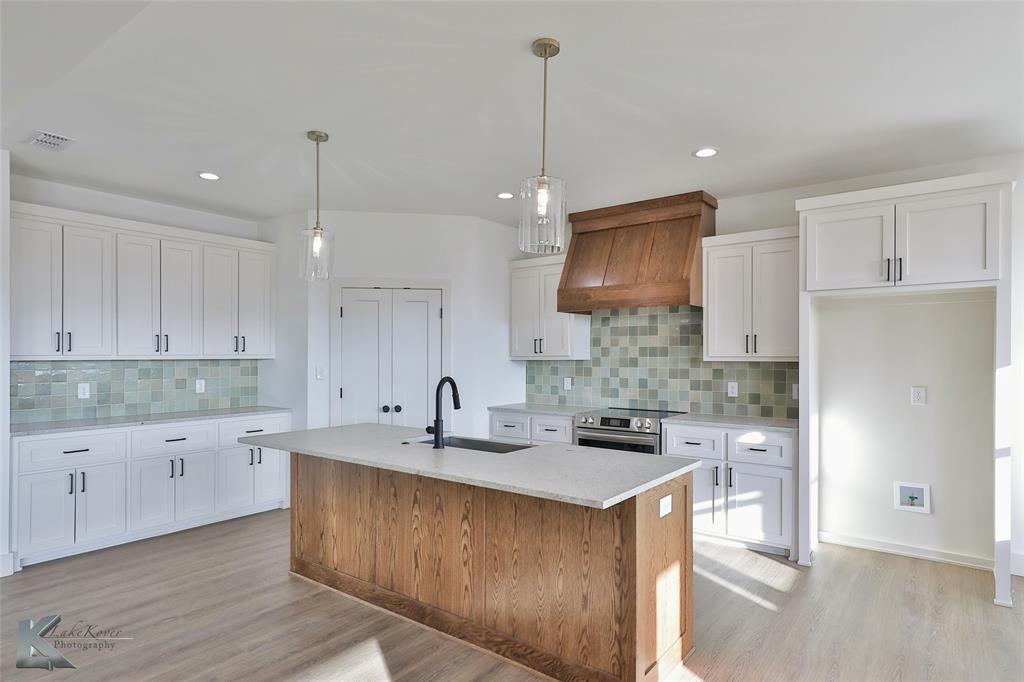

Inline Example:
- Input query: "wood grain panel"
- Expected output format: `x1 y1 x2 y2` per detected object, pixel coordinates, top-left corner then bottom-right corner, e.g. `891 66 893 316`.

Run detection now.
604 224 654 286
568 190 718 225
560 228 614 290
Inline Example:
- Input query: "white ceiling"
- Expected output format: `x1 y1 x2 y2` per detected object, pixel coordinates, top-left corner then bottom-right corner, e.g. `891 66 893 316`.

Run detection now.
3 1 1022 225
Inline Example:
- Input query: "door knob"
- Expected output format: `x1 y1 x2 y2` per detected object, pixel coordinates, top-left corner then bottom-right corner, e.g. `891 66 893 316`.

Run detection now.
382 405 391 413
393 405 402 413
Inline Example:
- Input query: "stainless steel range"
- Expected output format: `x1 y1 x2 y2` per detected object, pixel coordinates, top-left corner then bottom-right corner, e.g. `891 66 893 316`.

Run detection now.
575 408 686 455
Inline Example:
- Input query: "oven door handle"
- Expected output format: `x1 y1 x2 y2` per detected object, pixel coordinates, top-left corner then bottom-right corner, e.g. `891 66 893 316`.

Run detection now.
575 428 659 446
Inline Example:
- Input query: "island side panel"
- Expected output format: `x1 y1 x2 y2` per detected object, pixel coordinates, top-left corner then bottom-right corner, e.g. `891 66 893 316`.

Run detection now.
485 489 638 679
376 469 487 622
634 473 694 681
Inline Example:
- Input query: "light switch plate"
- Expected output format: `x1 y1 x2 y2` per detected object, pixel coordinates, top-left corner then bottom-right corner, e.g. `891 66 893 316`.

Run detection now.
563 377 573 391
195 379 206 394
314 366 326 381
659 494 673 518
792 383 799 400
727 381 739 398
911 386 927 405
77 383 90 399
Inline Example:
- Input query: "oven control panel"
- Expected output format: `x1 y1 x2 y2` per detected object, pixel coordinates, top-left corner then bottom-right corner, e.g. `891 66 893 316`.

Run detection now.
577 415 655 432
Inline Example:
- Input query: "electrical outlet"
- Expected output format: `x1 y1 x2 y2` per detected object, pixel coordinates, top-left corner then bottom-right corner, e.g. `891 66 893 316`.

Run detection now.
563 376 573 391
911 386 927 405
77 383 90 399
195 379 206 394
792 383 799 400
727 381 739 398
659 494 673 518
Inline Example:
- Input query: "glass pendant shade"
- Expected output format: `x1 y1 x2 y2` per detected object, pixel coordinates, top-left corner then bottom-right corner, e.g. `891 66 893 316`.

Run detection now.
300 225 332 281
518 175 566 254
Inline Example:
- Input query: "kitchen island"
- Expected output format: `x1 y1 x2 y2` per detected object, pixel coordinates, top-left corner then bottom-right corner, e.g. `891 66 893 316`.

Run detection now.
240 424 701 681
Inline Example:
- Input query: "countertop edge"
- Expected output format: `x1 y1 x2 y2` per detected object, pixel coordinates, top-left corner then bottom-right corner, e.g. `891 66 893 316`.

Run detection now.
11 406 294 437
661 414 798 432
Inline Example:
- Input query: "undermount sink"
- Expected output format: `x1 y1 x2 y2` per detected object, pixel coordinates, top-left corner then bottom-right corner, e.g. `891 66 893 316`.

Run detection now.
403 435 533 453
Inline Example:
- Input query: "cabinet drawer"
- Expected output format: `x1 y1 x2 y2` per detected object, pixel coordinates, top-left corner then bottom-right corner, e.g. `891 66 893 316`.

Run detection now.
490 413 529 440
531 416 573 443
18 432 127 473
727 429 794 468
219 415 289 447
131 422 218 458
664 424 724 459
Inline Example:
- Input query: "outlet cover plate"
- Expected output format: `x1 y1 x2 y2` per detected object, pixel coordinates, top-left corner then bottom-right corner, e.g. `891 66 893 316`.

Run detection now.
727 381 739 398
77 383 90 399
195 379 206 394
911 386 927 405
563 377 573 391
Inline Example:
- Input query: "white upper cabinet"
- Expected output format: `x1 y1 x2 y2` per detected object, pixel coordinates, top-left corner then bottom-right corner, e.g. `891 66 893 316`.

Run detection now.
805 204 895 291
202 246 241 356
11 218 62 357
703 229 797 361
161 240 204 357
116 233 162 356
895 188 1000 285
237 250 274 356
508 256 590 360
799 176 1008 292
62 225 115 357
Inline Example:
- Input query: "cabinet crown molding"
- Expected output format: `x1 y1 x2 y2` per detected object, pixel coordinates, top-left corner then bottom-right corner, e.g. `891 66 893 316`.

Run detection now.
703 226 798 249
794 172 1016 213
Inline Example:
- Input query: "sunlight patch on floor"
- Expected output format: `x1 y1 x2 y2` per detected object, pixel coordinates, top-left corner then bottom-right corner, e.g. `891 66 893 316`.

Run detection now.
288 637 393 681
693 565 779 612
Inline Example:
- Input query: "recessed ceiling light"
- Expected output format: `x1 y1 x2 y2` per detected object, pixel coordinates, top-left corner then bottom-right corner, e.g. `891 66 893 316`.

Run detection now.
497 192 515 200
692 147 718 159
197 171 220 181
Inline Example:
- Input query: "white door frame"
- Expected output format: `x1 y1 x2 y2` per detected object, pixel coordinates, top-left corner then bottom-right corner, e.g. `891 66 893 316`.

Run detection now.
328 278 452 429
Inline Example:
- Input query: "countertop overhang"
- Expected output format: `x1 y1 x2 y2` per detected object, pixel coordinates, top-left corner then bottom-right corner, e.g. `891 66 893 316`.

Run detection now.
241 423 701 509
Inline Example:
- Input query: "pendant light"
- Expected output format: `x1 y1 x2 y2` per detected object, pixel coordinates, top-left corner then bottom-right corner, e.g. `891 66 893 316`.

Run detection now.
519 38 566 254
300 130 332 281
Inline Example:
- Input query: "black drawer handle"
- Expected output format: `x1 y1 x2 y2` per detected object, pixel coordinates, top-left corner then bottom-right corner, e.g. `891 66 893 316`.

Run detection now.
684 441 701 446
245 429 264 434
747 447 768 452
62 448 90 454
503 424 517 428
543 428 558 432
165 437 187 443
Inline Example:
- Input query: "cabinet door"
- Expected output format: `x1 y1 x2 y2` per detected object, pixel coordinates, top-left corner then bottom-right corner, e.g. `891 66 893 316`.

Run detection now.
161 240 204 357
725 462 793 548
130 457 176 530
62 225 115 357
896 188 1001 285
509 268 540 358
537 264 582 358
116 233 162 356
11 219 62 357
391 289 442 429
253 447 283 503
704 246 752 358
335 288 393 425
217 446 255 512
176 451 217 520
17 469 76 554
75 462 127 543
751 239 798 358
202 246 239 355
689 459 726 535
805 204 895 291
238 250 274 356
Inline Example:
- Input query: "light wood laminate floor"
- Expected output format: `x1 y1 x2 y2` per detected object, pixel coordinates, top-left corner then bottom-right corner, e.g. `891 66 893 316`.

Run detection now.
1 510 1020 681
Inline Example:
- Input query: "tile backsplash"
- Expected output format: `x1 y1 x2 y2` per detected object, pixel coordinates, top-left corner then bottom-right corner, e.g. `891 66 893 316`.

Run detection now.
526 306 798 419
10 360 258 424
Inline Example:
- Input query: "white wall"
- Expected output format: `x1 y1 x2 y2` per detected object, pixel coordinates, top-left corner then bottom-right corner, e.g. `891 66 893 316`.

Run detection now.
1 151 12 576
816 293 995 565
11 175 258 239
259 210 525 437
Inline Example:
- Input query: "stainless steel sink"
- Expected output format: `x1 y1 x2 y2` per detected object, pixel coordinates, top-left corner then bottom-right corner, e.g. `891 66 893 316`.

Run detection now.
403 436 533 453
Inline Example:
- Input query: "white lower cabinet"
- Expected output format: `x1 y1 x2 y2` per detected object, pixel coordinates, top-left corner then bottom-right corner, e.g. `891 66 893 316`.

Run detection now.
217 445 256 511
177 451 217 520
253 447 284 503
724 461 793 548
691 459 726 535
75 463 127 543
130 456 176 530
488 410 574 445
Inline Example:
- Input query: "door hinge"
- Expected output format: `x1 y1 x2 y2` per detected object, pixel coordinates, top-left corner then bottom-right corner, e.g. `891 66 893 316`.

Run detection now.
339 387 343 399
339 306 343 318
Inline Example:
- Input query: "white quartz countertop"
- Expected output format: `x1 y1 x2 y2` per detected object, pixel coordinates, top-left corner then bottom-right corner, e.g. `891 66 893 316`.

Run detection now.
662 413 798 432
487 403 590 416
240 423 701 509
11 406 293 437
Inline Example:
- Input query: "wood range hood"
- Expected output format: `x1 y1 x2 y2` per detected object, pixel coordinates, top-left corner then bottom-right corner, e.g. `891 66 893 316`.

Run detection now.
557 190 717 313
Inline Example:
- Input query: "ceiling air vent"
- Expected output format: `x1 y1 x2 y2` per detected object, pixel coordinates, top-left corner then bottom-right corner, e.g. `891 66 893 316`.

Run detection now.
25 130 76 151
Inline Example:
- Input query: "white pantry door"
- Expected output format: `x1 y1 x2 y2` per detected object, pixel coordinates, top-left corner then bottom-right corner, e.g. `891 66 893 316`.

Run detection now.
334 288 393 425
391 289 442 428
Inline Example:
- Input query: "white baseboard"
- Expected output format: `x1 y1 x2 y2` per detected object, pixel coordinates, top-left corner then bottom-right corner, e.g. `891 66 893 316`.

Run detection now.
0 552 15 577
818 531 993 571
694 531 790 557
1013 552 1024 577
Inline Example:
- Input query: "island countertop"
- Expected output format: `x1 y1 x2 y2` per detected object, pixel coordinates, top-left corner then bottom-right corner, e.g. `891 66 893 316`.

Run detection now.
240 423 700 509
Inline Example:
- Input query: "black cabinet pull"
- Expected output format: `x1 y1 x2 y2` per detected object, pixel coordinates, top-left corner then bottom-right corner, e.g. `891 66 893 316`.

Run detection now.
62 448 90 454
165 437 187 443
745 334 749 353
713 465 719 487
80 471 86 493
533 338 538 354
67 332 72 352
885 257 892 281
897 257 903 282
155 334 161 353
684 441 701 446
68 472 74 495
249 448 254 466
169 459 175 478
503 424 516 428
164 334 169 352
56 332 61 353
179 458 184 477
543 428 558 432
539 338 544 354
394 405 402 413
244 428 263 434
234 336 239 352
728 466 734 488
747 447 768 452
382 405 390 413
753 334 758 353
257 447 262 464
241 336 246 352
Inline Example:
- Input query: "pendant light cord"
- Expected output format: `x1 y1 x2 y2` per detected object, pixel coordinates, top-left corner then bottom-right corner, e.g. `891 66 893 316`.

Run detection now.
541 55 548 177
314 139 321 229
